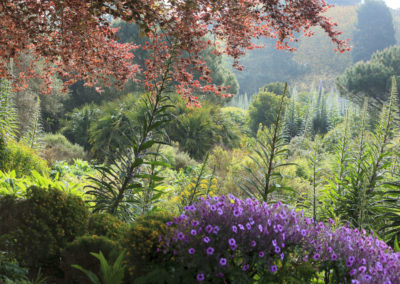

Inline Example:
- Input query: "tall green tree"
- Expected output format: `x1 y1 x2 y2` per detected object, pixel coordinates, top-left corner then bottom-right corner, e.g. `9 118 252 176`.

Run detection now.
337 46 400 108
352 0 396 63
248 90 285 135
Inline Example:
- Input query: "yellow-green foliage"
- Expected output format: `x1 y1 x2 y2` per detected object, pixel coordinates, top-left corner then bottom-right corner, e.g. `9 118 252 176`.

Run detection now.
88 212 129 240
0 170 86 198
61 235 123 284
123 212 173 278
1 140 48 177
208 146 256 196
0 186 88 270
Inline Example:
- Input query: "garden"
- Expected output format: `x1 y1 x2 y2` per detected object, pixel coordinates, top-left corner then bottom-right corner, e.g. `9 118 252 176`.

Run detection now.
1 0 400 283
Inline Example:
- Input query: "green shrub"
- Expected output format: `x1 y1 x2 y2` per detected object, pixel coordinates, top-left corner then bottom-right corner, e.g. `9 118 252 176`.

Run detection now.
61 235 123 284
88 213 128 240
0 257 28 283
1 140 48 177
160 144 198 171
123 212 173 278
0 186 88 273
40 133 87 165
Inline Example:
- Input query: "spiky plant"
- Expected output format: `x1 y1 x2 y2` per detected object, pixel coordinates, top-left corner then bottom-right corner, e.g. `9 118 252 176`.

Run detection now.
0 79 18 143
238 83 295 202
321 108 352 221
85 92 173 221
22 96 43 149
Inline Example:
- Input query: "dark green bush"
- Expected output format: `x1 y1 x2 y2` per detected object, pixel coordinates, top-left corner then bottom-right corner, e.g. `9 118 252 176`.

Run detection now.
123 212 173 278
61 235 123 284
0 186 88 273
88 212 128 240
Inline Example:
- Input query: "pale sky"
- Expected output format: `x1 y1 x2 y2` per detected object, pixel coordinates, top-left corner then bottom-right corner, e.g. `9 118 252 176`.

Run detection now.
385 0 400 9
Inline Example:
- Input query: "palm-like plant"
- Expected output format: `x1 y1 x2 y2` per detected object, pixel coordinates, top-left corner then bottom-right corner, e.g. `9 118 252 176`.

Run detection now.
86 92 173 220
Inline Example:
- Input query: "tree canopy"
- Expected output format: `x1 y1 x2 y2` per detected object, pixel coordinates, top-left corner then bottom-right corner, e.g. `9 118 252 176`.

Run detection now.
337 46 400 107
352 0 396 63
0 0 349 104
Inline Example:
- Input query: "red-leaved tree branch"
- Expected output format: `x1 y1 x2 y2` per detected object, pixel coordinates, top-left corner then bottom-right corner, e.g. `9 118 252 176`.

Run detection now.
0 0 349 102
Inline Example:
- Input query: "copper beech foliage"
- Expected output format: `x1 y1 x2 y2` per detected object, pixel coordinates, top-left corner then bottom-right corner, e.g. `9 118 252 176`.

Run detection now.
0 0 349 105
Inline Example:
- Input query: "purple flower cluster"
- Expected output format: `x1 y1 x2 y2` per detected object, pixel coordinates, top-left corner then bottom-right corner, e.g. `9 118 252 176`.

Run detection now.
160 195 400 283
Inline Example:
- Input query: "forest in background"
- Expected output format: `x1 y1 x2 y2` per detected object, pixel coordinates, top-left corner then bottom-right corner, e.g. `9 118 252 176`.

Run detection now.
2 0 400 283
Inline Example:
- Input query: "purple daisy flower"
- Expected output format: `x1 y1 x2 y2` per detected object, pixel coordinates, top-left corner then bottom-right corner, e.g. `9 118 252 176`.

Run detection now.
259 251 265 258
349 269 357 276
177 232 185 240
270 265 278 273
196 273 205 281
188 248 195 254
219 258 227 266
228 238 236 246
232 225 238 233
359 266 367 273
206 247 214 255
205 225 213 233
191 229 197 236
346 260 353 267
251 240 257 247
203 236 210 243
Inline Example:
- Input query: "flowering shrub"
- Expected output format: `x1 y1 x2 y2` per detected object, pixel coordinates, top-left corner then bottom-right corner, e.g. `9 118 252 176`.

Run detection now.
160 195 400 283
